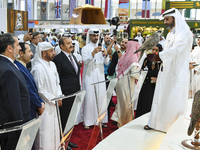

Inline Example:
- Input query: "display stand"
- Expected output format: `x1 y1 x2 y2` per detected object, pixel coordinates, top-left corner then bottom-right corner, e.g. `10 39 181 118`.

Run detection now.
0 118 41 150
87 78 118 150
51 90 86 150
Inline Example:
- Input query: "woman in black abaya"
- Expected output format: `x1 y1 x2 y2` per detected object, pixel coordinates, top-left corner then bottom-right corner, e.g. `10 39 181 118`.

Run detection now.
135 44 163 118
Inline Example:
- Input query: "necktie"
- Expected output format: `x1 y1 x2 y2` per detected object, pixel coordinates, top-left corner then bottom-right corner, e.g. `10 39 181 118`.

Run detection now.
69 54 77 74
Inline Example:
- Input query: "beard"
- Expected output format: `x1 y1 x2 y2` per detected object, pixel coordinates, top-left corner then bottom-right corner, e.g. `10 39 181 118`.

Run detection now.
91 39 98 44
13 48 20 59
165 21 175 30
105 41 111 45
121 44 125 49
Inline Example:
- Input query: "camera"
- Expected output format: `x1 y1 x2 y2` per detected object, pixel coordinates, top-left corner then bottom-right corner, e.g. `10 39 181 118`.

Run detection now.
108 17 120 38
108 17 120 27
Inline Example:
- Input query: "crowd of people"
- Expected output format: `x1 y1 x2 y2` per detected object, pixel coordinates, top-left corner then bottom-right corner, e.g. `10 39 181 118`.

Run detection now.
0 7 199 150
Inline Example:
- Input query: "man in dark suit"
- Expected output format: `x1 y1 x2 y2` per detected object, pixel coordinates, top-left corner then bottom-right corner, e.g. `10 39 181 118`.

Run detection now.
26 32 40 71
0 33 30 150
53 37 80 150
15 42 45 119
29 32 39 58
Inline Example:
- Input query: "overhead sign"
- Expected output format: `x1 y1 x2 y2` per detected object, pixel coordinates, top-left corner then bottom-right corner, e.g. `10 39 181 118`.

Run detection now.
130 19 165 27
118 0 129 24
167 1 200 9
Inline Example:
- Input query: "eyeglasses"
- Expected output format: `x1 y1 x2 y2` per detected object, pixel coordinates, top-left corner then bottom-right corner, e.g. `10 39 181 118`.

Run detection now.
33 37 40 39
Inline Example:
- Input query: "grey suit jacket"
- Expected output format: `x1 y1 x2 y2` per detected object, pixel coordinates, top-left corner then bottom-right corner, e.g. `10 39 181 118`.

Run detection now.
29 43 36 58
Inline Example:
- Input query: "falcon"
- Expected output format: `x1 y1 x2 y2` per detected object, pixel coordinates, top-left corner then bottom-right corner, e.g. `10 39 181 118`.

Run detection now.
188 90 200 136
134 30 163 57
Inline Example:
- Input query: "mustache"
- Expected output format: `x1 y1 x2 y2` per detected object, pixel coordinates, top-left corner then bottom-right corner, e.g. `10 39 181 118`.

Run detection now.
69 46 73 49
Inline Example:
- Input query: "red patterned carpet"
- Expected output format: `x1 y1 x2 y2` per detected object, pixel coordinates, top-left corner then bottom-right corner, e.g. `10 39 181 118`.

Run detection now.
70 96 118 150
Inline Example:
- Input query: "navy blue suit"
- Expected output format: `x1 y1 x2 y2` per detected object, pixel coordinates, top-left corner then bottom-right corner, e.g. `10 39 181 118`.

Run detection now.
15 60 44 119
0 56 30 150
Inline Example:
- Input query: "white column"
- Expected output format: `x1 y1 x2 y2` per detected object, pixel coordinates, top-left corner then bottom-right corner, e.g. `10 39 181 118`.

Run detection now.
47 0 49 20
34 0 37 20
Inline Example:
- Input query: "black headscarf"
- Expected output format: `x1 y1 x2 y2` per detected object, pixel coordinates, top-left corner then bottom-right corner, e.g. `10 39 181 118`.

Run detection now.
156 43 163 52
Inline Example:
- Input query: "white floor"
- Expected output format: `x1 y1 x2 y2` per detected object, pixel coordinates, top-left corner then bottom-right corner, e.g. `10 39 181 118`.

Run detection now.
94 99 193 150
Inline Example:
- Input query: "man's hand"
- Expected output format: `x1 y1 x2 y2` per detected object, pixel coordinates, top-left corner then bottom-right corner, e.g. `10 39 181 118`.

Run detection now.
115 44 123 58
107 36 117 55
78 61 82 67
189 62 196 70
37 102 45 116
114 44 119 51
58 99 62 107
101 47 107 56
109 55 112 61
151 77 157 83
113 36 117 43
23 33 32 42
92 46 101 57
110 36 117 44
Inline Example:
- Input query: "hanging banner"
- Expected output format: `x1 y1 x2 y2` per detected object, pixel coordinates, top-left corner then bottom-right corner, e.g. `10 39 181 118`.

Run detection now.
161 0 165 14
55 0 61 19
27 0 32 19
86 0 94 5
70 0 76 18
104 0 111 18
118 0 129 24
41 2 47 20
142 0 150 18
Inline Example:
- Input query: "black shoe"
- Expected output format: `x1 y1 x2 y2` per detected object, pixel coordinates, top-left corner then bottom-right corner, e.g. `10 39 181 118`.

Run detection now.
112 121 118 126
111 103 116 107
67 146 73 150
68 141 78 148
102 123 108 128
109 100 116 107
144 125 152 130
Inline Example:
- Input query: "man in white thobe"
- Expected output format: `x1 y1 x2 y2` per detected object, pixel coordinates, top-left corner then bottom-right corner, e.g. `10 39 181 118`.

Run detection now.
82 29 109 129
146 8 193 132
72 41 82 67
158 35 165 49
189 38 200 97
31 42 63 150
135 32 144 46
71 33 80 54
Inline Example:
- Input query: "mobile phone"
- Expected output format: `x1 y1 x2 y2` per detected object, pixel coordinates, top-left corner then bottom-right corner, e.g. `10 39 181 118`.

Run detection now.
29 28 33 33
192 64 199 66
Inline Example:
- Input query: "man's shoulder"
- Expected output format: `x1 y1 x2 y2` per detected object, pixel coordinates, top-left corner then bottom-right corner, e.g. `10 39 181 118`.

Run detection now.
0 57 14 70
15 60 24 67
82 43 92 49
0 63 18 78
50 61 58 71
15 61 26 70
32 63 44 71
29 43 35 49
54 51 64 60
192 46 200 54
